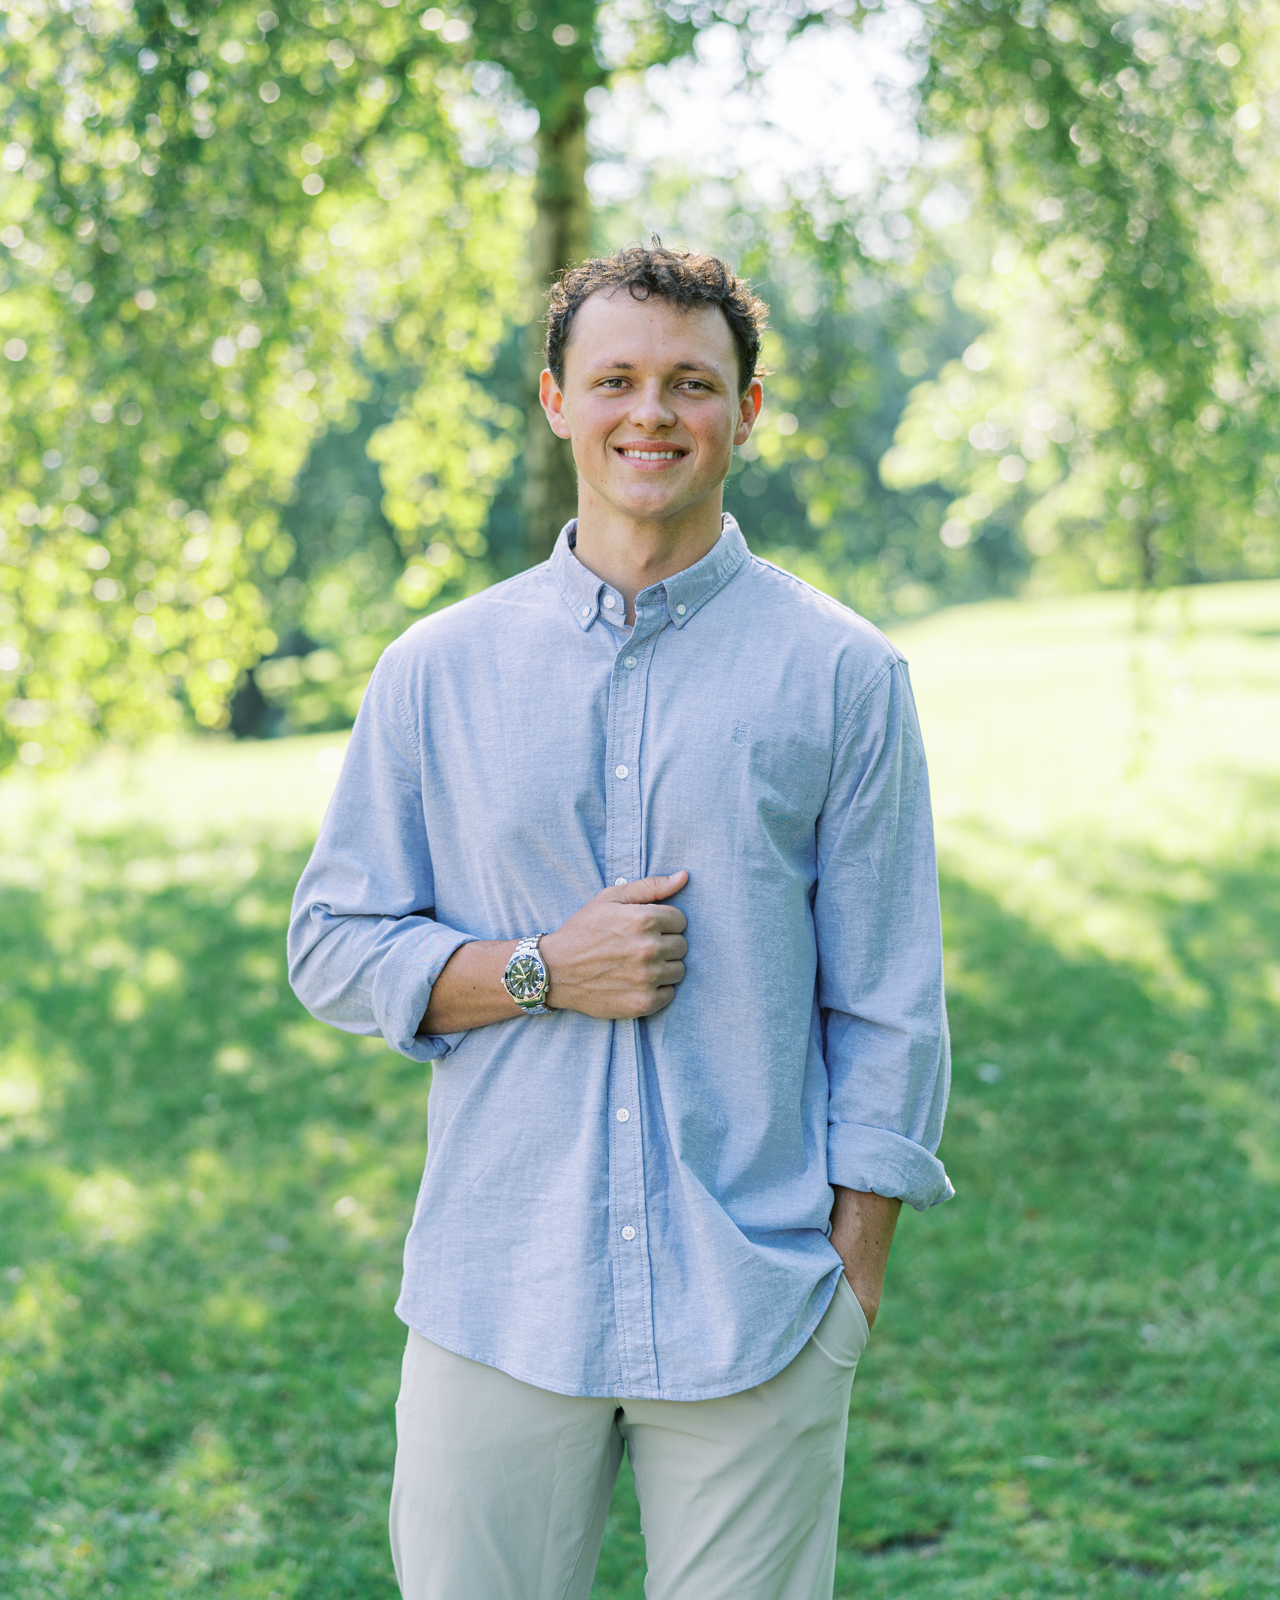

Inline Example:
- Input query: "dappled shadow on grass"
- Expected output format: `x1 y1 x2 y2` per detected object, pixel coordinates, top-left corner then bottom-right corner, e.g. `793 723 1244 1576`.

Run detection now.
580 823 1280 1599
0 824 423 1599
821 842 1280 1600
2 809 1279 1600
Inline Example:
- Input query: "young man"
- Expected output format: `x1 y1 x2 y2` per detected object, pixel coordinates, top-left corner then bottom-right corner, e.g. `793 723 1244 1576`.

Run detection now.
289 245 952 1600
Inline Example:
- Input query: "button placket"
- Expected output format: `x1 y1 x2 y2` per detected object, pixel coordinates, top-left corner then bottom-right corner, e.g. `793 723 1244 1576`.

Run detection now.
603 618 660 1394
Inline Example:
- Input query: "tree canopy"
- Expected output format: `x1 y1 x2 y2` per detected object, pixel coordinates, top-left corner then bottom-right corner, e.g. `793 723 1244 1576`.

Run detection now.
0 0 537 766
1 0 1275 770
889 0 1278 594
633 0 1276 617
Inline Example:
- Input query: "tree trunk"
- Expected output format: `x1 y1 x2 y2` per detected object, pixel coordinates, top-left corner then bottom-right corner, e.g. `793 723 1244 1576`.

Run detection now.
1137 516 1158 590
522 103 590 564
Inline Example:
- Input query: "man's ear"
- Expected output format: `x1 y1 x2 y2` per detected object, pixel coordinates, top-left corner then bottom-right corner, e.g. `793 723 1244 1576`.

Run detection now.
539 369 572 440
734 379 764 448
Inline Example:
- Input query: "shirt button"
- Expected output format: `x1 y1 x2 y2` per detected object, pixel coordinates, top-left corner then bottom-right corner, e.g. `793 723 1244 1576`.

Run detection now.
616 1107 630 1122
580 605 591 617
615 764 629 779
603 594 616 609
621 1225 636 1241
614 877 627 886
624 656 637 669
675 603 687 616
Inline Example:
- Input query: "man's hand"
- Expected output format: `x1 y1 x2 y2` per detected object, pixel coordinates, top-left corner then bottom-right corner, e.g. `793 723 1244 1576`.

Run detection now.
420 872 688 1035
829 1185 901 1330
542 872 688 1018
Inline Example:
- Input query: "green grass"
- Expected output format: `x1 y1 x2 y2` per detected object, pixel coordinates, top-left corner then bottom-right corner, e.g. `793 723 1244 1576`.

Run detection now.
2 580 1278 1598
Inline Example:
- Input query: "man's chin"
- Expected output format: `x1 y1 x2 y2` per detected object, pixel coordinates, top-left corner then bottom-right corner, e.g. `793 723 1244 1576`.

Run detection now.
592 479 714 526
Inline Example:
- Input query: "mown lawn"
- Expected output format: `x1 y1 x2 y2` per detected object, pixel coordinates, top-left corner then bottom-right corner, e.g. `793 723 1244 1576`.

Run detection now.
1 580 1278 1599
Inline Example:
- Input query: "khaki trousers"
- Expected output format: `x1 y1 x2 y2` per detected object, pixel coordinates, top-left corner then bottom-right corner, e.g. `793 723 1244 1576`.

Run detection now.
389 1275 870 1600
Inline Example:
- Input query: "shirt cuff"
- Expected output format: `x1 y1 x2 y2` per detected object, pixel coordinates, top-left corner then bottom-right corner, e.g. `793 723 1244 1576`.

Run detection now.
827 1121 955 1211
370 924 475 1061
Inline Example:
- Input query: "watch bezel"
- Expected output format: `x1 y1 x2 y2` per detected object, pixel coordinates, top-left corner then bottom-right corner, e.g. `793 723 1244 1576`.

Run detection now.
502 937 550 1013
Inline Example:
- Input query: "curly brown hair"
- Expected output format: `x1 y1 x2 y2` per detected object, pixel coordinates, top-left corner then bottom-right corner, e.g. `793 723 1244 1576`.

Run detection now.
545 245 769 397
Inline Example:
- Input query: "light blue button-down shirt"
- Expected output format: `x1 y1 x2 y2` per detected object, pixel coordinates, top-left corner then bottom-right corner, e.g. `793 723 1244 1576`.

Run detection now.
288 516 952 1401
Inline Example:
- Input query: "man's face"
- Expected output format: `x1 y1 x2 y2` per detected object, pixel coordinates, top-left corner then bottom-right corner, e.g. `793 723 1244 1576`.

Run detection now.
540 289 762 529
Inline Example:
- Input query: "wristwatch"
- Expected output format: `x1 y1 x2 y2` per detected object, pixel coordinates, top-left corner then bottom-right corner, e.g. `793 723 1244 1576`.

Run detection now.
502 934 551 1015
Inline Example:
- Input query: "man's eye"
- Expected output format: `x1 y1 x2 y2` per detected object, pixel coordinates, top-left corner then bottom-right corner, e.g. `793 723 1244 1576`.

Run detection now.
601 378 626 389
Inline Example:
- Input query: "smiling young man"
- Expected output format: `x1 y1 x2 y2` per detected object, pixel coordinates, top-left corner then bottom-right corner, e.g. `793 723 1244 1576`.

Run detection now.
288 246 952 1600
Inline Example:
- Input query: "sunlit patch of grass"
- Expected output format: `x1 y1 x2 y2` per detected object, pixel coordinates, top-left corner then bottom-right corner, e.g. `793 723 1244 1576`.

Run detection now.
595 581 1280 1600
1 587 1278 1598
0 736 420 1599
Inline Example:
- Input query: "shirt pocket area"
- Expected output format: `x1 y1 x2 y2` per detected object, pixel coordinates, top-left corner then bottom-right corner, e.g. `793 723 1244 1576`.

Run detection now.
740 726 830 866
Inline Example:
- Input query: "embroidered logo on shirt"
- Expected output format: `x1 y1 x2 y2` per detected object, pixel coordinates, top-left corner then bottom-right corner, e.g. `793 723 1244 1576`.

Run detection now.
732 721 751 746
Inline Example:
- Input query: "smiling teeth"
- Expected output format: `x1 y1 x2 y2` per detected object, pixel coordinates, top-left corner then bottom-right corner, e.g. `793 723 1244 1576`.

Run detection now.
621 449 682 459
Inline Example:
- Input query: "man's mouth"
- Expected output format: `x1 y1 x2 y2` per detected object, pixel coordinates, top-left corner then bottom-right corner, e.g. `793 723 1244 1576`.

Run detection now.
616 447 688 461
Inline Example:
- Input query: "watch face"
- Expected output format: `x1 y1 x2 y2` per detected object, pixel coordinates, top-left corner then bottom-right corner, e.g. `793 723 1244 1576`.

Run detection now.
505 954 546 1003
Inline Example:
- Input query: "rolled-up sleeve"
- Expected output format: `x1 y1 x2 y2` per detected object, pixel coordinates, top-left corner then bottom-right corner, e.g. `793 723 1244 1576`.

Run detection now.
814 656 953 1210
287 644 473 1061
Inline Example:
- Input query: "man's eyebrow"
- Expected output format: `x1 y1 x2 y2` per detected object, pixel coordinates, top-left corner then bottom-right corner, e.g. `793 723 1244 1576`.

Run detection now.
588 358 723 375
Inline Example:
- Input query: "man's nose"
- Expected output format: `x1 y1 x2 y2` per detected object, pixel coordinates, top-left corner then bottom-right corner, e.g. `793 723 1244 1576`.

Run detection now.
628 381 676 431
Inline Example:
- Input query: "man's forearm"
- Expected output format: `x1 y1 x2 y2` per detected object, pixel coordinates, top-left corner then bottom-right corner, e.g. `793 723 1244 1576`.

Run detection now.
829 1185 901 1329
422 940 523 1033
418 874 690 1037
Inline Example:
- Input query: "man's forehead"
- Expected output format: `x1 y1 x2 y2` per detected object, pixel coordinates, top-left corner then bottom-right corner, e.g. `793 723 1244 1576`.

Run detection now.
567 289 736 371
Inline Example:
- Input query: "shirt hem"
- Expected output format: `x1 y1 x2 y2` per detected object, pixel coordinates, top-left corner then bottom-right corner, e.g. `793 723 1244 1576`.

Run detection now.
394 1269 842 1402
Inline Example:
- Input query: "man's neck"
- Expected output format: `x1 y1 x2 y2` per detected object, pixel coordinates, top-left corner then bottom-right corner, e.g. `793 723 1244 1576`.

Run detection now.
570 496 725 624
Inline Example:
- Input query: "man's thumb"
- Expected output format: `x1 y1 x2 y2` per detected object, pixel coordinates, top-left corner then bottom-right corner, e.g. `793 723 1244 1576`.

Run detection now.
609 870 688 903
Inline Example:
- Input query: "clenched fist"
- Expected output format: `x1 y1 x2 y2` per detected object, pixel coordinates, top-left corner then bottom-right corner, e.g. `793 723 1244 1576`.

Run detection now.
419 871 689 1035
541 872 689 1019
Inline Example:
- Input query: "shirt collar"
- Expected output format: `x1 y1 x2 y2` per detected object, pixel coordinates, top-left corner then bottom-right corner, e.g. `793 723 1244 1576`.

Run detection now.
650 515 749 627
550 515 749 632
550 520 614 630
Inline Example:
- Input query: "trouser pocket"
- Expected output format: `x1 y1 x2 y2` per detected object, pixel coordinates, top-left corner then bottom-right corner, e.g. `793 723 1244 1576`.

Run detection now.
809 1274 871 1369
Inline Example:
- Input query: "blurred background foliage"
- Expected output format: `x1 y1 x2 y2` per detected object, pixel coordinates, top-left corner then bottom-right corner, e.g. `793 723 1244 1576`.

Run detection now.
2 0 1279 762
